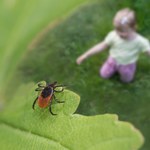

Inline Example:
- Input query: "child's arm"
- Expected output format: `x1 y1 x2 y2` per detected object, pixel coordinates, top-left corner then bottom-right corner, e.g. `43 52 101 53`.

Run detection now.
147 50 150 56
76 41 108 65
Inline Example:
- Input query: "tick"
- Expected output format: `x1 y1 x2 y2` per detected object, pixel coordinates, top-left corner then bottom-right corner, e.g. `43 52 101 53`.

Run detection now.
32 81 65 115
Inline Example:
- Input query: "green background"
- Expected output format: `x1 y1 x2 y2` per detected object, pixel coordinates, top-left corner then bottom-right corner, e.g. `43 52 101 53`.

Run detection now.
0 0 150 149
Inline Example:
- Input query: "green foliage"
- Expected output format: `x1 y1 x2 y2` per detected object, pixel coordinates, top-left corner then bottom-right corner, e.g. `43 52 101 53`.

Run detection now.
132 0 150 35
0 0 86 91
14 1 150 149
0 83 144 150
0 0 149 149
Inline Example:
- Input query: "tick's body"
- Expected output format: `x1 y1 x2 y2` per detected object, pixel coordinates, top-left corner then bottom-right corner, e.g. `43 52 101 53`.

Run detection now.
32 81 65 115
38 86 53 108
38 94 52 108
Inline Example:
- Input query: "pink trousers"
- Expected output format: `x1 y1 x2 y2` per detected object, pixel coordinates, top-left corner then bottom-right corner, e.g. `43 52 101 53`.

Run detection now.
100 57 136 83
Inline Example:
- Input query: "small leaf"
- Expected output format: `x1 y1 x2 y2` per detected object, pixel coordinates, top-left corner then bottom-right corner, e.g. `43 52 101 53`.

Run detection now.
0 82 144 150
53 89 80 115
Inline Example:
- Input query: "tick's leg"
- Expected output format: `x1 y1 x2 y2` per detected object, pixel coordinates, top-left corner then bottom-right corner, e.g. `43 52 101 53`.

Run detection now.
32 97 38 110
49 104 57 115
35 88 43 91
53 94 65 103
54 86 65 93
54 89 64 93
54 84 67 92
38 83 46 88
54 84 66 88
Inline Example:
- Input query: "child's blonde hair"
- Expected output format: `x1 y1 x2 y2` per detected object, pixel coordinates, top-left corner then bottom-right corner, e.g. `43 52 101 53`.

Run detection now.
114 8 136 29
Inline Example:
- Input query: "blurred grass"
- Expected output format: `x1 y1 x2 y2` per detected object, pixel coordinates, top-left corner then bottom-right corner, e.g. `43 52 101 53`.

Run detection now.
7 0 150 149
0 0 86 93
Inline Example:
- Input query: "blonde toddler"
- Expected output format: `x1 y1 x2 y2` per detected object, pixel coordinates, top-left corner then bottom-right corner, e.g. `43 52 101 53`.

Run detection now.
76 8 150 83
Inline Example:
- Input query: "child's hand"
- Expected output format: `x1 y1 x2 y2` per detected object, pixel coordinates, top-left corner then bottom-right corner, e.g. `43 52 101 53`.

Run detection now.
148 50 150 56
76 55 87 65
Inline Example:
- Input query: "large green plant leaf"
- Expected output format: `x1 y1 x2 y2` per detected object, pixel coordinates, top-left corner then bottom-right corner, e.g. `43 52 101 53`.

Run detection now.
0 82 144 150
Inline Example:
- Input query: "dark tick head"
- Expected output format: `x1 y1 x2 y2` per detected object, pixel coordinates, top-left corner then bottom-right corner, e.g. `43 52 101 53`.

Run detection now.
41 86 53 98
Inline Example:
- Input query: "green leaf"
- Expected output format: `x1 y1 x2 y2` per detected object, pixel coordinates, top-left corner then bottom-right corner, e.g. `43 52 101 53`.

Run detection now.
0 124 67 150
0 82 144 150
0 0 145 149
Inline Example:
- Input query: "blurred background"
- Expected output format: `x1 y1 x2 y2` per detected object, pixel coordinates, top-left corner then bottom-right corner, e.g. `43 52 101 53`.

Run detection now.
0 0 150 149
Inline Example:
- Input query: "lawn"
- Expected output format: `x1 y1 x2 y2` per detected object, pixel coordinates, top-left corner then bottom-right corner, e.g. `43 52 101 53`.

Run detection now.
9 0 150 149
